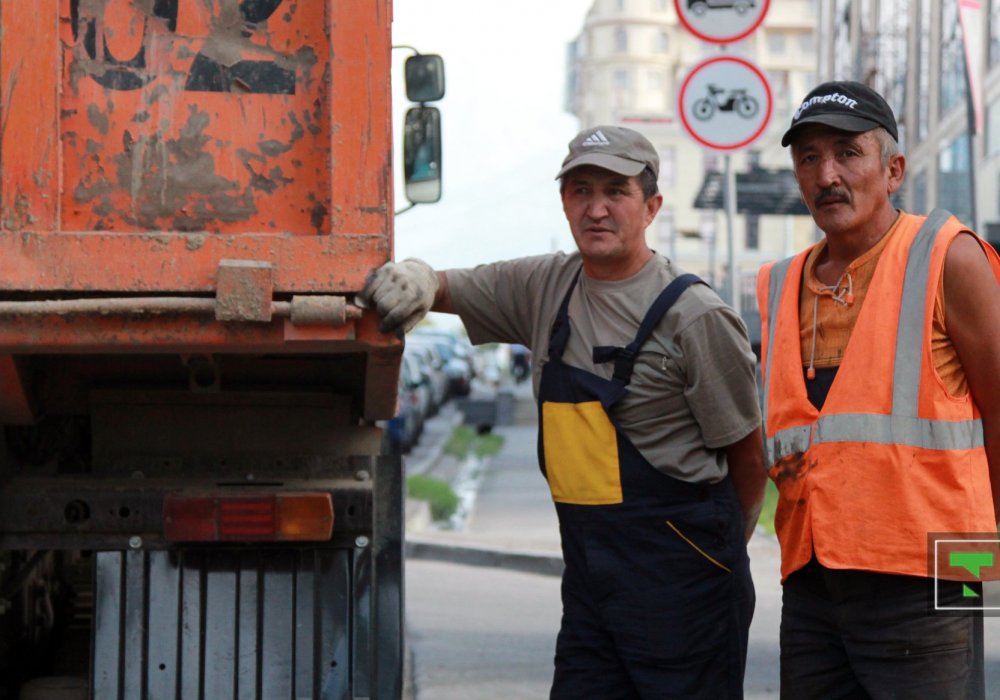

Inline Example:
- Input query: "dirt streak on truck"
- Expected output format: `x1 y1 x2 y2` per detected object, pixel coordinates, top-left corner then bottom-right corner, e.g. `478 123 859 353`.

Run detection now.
0 1 433 697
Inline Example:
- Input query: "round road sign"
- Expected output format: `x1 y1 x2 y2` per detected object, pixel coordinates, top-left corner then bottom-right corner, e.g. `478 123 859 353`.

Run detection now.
674 0 771 44
678 55 772 152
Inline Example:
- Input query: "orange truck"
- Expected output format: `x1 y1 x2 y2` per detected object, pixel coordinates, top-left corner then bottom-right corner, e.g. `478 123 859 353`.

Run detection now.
0 2 441 697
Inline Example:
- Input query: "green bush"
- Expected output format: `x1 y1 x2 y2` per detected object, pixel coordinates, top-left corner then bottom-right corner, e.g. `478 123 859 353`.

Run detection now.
758 480 778 535
443 425 476 459
444 425 505 459
473 433 504 457
406 475 460 521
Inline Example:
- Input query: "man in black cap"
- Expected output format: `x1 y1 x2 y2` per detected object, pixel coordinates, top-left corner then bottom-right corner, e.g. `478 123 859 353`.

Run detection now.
362 125 766 697
758 80 1000 698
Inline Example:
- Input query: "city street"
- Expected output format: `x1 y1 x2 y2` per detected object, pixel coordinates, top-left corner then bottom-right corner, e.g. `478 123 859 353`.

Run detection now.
405 382 1000 698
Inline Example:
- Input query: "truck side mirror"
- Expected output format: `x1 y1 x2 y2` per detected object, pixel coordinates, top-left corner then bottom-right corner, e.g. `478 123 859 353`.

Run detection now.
405 54 445 103
403 107 442 204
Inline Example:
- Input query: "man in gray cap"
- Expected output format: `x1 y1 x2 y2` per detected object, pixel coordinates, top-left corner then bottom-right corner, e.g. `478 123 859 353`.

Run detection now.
759 80 1000 698
362 125 765 698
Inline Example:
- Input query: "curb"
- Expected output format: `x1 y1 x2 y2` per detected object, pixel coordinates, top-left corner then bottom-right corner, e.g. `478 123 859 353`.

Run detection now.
405 537 564 578
404 407 462 478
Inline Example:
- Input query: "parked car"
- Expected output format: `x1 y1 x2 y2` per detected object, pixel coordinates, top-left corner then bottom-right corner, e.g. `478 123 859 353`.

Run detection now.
381 375 418 455
402 348 432 440
409 329 474 397
404 341 449 414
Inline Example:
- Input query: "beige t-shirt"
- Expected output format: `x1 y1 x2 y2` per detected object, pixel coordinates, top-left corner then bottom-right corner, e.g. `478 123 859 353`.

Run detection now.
446 252 760 483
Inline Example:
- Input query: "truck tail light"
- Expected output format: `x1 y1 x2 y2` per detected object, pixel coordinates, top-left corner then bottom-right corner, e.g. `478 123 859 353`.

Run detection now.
163 493 333 542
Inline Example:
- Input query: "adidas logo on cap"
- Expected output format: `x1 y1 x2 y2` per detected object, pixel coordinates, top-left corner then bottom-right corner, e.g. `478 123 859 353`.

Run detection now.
581 129 611 147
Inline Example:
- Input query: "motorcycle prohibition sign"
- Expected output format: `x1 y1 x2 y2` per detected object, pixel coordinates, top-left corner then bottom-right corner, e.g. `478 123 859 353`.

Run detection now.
693 84 759 120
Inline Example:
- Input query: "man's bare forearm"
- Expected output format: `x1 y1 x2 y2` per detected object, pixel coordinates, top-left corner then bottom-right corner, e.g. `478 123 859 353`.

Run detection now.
725 427 767 542
431 271 455 314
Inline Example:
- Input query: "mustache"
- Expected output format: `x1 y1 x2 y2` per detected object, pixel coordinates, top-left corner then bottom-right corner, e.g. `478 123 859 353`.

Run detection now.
814 187 850 206
582 218 616 231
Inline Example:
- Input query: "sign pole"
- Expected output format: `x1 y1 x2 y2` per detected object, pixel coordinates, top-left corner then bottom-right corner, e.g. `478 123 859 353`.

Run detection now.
724 153 739 314
674 0 771 313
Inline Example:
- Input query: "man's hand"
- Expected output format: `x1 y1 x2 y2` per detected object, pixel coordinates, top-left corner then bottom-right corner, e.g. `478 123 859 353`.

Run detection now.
724 427 767 542
359 258 439 335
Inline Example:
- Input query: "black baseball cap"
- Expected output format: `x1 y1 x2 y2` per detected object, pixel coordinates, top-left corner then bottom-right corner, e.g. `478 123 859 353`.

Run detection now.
781 80 898 147
556 126 659 179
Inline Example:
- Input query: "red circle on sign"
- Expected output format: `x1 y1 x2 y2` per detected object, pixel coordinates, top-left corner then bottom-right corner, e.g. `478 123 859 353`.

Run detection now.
673 0 771 45
677 55 773 151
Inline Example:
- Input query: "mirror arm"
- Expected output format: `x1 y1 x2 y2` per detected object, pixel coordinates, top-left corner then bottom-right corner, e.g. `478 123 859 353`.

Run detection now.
394 202 418 216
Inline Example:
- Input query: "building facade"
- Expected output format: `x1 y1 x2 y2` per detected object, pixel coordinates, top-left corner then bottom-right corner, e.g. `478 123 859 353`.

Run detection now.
565 0 821 324
817 0 1000 246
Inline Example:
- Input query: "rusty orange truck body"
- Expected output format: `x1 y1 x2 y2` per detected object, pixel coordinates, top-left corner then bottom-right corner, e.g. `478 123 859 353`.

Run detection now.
0 1 406 697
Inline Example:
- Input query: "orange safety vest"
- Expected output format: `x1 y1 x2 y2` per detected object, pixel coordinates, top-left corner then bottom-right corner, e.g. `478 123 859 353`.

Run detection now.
758 209 999 582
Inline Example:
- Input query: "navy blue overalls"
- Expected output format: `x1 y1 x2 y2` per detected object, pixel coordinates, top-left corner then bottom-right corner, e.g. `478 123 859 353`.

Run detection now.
538 271 754 700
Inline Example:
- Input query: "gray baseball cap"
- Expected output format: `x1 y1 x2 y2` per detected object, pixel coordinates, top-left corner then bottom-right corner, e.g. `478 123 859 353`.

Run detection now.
555 126 659 179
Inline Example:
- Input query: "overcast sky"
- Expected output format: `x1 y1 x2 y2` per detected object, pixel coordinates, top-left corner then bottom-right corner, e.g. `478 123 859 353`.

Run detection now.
390 1 595 276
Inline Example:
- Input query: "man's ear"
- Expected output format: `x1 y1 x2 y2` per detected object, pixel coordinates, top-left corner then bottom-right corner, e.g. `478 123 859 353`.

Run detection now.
887 153 906 195
645 193 663 226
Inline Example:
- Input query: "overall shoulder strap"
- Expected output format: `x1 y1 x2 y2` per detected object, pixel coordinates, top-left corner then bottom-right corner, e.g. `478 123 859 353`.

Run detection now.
547 268 582 362
593 273 706 385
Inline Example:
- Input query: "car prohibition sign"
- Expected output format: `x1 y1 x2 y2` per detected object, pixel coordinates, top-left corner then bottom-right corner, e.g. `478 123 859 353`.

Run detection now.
678 55 772 151
674 0 771 44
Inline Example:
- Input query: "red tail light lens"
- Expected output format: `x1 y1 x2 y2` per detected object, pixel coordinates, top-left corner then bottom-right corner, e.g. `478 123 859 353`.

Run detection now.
163 492 333 542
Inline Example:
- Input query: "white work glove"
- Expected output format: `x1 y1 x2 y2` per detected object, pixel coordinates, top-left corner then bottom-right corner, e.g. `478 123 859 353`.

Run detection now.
359 258 439 335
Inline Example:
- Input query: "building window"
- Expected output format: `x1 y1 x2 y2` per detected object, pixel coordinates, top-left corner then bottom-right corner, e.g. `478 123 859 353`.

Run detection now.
940 1 967 117
874 0 908 151
659 147 675 189
916 0 931 141
700 211 716 241
657 207 674 256
988 97 1000 158
911 169 928 215
745 215 760 250
656 30 669 52
700 213 717 283
768 33 785 54
938 134 973 226
767 70 788 114
615 27 628 52
832 0 852 78
991 0 1000 65
648 70 664 91
798 32 815 54
613 68 630 90
615 0 625 10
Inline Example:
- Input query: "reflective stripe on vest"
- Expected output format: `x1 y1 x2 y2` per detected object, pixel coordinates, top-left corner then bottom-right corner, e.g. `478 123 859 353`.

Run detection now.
761 255 793 439
763 208 984 466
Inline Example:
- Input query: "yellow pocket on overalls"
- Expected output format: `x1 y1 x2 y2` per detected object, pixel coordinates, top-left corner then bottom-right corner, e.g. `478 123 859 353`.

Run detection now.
542 400 622 505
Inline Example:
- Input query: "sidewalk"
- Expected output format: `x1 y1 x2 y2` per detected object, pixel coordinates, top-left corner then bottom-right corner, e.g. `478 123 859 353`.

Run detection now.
404 380 562 566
